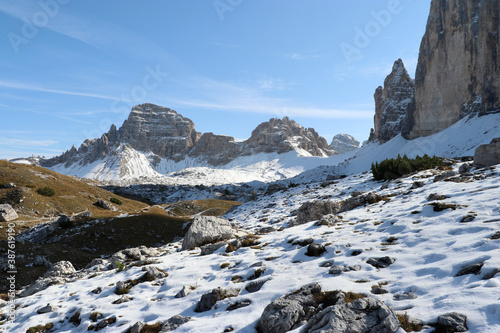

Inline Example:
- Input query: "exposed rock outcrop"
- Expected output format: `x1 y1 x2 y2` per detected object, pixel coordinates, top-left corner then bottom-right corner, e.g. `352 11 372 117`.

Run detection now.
181 216 235 251
188 132 239 165
329 134 360 154
370 59 415 143
404 0 500 139
0 204 18 222
474 137 500 167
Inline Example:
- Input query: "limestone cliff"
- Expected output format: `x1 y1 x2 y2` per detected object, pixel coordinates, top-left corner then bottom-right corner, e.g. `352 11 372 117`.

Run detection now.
330 134 360 154
369 59 415 143
403 0 500 139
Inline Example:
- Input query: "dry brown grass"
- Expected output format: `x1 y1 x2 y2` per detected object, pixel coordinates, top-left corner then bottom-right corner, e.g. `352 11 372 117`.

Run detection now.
163 198 241 217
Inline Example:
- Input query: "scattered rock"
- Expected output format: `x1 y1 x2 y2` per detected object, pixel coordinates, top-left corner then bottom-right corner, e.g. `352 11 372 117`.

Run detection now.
43 261 76 278
245 278 271 293
181 216 235 251
371 287 389 295
427 193 448 201
436 312 468 332
0 204 18 222
330 134 360 154
258 283 322 333
434 171 458 182
160 315 192 332
36 303 58 314
474 138 500 168
227 299 251 311
194 287 240 312
115 280 135 295
175 285 193 298
127 321 145 333
305 243 326 257
328 265 361 275
94 200 118 211
412 181 425 189
296 201 342 225
94 316 116 331
91 287 102 294
200 242 226 255
456 262 484 276
483 268 500 280
367 256 395 269
112 295 133 304
3 183 16 188
459 163 473 174
319 260 335 268
302 293 399 333
314 214 342 227
393 292 417 301
140 266 168 282
69 311 81 326
349 249 363 256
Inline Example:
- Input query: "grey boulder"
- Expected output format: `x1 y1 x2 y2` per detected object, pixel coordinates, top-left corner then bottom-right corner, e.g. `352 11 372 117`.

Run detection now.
182 216 235 251
0 204 18 222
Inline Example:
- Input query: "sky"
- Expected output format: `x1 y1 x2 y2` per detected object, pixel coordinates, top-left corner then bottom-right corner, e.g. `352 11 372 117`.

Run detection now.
0 0 431 160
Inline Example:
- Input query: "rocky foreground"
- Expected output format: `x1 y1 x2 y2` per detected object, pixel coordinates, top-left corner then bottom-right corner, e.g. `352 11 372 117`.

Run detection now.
2 160 500 332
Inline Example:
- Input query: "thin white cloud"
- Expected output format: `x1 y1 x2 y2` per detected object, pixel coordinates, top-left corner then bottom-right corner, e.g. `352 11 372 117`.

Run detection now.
0 137 58 147
285 53 323 60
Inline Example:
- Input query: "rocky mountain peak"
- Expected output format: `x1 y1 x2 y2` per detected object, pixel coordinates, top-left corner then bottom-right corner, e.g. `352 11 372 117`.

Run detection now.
330 134 360 154
246 117 334 156
369 59 415 143
118 104 200 162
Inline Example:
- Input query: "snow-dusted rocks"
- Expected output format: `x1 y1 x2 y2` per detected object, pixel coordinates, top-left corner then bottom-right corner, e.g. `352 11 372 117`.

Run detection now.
436 312 468 332
194 287 240 312
370 59 415 143
302 294 399 333
258 283 322 333
0 204 18 222
20 261 76 297
43 261 76 278
181 216 235 250
296 201 342 225
329 134 360 154
474 137 500 168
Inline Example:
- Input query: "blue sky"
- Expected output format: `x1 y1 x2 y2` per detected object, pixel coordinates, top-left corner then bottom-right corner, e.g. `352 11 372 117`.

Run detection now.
0 0 431 159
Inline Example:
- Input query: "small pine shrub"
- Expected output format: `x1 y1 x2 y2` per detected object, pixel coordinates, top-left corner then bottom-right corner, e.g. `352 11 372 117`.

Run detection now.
115 262 127 273
371 154 443 181
37 186 55 197
110 197 123 205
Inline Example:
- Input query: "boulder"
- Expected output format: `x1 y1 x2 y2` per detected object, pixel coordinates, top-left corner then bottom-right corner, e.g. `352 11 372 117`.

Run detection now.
296 201 342 225
258 283 322 333
43 261 76 278
94 200 118 211
367 257 395 269
194 287 240 312
0 204 18 222
181 216 235 251
302 294 399 333
436 312 468 332
160 315 192 332
474 138 500 168
245 278 271 293
305 243 327 257
36 303 59 314
329 265 361 275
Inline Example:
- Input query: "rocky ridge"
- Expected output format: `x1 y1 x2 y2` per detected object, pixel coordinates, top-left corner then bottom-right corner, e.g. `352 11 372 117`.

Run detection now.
42 105 336 172
329 133 360 154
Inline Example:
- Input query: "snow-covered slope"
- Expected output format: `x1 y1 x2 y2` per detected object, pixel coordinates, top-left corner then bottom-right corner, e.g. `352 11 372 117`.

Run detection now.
4 161 500 332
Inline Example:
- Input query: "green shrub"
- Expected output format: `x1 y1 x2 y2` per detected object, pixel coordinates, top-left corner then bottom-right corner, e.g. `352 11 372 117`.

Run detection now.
37 186 55 197
110 197 123 205
371 154 443 181
115 262 127 272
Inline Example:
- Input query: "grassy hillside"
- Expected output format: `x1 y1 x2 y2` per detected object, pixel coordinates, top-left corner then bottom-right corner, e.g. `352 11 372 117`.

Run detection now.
0 160 148 239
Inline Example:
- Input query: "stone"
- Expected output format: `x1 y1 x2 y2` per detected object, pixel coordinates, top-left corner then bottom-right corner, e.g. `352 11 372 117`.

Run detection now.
91 287 102 294
181 216 235 251
367 256 395 269
427 193 448 201
194 287 240 312
328 265 361 275
258 283 322 333
330 134 360 154
94 200 118 211
393 292 417 300
305 243 327 257
474 138 500 168
94 317 116 331
33 255 52 268
160 315 192 332
200 242 226 255
434 171 458 182
0 204 18 222
175 285 193 298
296 201 342 225
128 321 145 333
140 266 167 282
412 181 425 189
370 59 415 143
456 261 484 276
43 261 76 278
371 287 389 295
404 0 500 140
20 276 67 297
188 132 238 166
227 300 251 311
315 214 342 227
437 312 468 332
459 163 473 174
245 278 271 293
302 294 399 333
36 303 58 314
4 183 16 188
112 295 133 304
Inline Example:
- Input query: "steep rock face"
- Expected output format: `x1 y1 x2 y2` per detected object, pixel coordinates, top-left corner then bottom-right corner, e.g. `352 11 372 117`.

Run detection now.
404 0 500 139
118 104 200 162
244 117 334 157
370 59 415 143
330 134 360 154
188 133 239 166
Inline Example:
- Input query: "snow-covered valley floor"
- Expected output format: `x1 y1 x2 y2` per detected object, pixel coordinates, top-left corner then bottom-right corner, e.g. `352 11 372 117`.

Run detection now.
3 162 500 332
